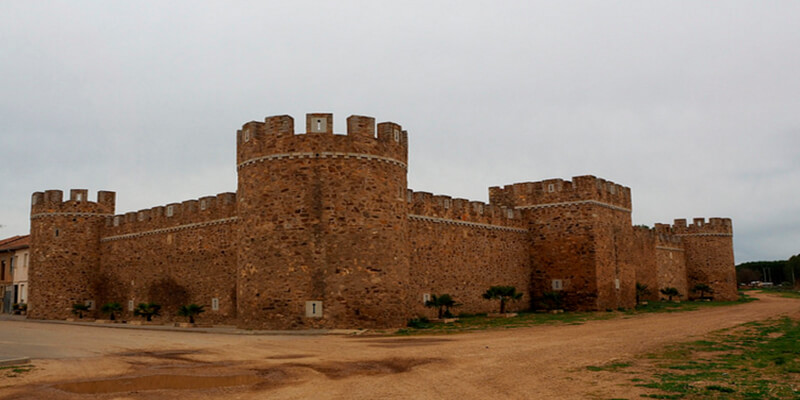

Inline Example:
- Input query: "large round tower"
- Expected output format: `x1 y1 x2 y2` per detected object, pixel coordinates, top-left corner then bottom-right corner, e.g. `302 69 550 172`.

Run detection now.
235 113 410 329
28 189 115 319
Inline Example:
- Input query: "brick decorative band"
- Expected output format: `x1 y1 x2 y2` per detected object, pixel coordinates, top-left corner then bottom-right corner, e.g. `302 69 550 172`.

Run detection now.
31 212 114 219
408 214 528 233
100 217 239 242
237 152 407 170
515 200 631 213
656 246 684 252
674 233 733 237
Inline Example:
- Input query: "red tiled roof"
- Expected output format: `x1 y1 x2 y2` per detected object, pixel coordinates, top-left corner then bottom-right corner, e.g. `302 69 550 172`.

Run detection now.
0 235 30 252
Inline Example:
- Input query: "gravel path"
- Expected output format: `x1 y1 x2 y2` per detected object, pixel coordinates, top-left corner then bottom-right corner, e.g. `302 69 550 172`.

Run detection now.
1 291 798 399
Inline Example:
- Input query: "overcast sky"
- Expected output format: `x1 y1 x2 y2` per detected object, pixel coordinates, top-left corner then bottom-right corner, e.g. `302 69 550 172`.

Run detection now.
1 1 798 263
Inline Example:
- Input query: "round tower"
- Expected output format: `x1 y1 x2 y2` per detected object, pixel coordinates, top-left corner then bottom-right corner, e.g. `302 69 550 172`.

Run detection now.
235 113 410 329
672 218 737 301
28 189 115 319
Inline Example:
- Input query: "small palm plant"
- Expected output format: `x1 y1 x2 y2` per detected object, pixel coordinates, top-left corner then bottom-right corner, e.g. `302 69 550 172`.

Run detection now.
692 283 714 300
177 304 205 324
71 303 90 319
133 302 161 322
101 302 123 321
660 287 680 302
425 294 458 319
482 286 523 314
636 283 652 305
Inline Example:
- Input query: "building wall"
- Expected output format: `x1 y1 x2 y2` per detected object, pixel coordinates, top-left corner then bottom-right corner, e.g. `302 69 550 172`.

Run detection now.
407 190 530 316
632 227 659 302
490 176 635 311
12 248 29 304
673 218 737 301
235 114 411 329
98 192 237 323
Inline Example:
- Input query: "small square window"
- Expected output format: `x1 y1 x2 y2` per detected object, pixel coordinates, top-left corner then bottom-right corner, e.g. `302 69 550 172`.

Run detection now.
137 212 145 222
85 300 95 310
211 298 219 311
305 301 323 318
113 216 120 227
422 293 431 304
548 183 555 193
76 193 83 201
552 279 563 290
243 130 251 142
393 129 400 142
166 205 174 217
615 278 620 290
128 300 135 311
200 200 207 210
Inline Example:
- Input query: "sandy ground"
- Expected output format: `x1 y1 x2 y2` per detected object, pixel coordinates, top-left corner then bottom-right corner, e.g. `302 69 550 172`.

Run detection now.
1 292 798 400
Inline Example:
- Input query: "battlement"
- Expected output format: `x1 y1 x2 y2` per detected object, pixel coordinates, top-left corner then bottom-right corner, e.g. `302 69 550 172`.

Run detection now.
31 189 116 215
406 189 526 229
103 192 236 235
670 217 733 236
489 175 631 211
236 113 408 168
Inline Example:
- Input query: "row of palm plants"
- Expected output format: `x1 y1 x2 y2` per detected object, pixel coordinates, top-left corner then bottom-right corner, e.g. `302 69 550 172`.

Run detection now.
635 283 715 304
70 301 205 323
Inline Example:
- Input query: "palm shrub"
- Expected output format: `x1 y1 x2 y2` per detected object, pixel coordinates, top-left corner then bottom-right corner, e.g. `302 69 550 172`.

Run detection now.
425 294 458 319
101 302 123 321
177 304 205 324
71 303 90 319
541 291 564 310
133 302 161 322
482 285 523 314
660 287 680 302
692 283 714 300
636 283 652 305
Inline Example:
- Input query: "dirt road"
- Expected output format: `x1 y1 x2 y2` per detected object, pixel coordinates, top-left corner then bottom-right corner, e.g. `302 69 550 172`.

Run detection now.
1 292 798 399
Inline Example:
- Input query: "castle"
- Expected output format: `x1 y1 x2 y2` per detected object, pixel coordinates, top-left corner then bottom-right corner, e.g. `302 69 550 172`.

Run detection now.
27 113 737 329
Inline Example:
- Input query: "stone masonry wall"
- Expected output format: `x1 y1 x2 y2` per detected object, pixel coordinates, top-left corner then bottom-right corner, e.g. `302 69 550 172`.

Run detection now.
672 218 737 301
407 190 530 316
28 189 115 319
631 227 659 302
235 114 411 329
490 176 634 311
97 193 238 324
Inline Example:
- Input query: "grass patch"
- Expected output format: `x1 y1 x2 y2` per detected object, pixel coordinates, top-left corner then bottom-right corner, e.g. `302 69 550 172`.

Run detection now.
634 316 800 399
587 361 633 371
1 364 34 377
394 292 757 335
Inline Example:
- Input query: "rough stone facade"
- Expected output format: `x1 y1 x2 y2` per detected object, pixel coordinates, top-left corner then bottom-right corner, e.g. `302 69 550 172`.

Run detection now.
27 112 737 329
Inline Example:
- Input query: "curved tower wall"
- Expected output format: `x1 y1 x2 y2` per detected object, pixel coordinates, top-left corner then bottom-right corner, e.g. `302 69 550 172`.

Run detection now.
28 189 115 319
672 218 737 301
236 113 410 329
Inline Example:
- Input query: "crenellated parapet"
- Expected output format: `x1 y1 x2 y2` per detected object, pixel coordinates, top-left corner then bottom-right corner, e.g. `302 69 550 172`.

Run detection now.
489 175 631 212
406 190 526 232
101 192 237 241
236 113 408 172
670 217 733 237
30 189 116 218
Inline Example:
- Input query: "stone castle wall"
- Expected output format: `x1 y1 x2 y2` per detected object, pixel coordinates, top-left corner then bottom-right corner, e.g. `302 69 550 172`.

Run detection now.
26 112 737 329
407 190 531 316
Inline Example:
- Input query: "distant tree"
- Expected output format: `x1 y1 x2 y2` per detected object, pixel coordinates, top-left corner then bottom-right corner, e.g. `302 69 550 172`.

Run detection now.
692 283 714 299
636 283 652 305
425 294 458 319
71 303 90 319
482 286 523 314
101 302 123 321
177 304 205 324
133 302 161 322
660 287 680 302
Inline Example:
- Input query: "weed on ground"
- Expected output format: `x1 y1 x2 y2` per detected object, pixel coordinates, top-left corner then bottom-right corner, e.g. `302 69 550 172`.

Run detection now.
395 292 756 335
631 316 800 399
